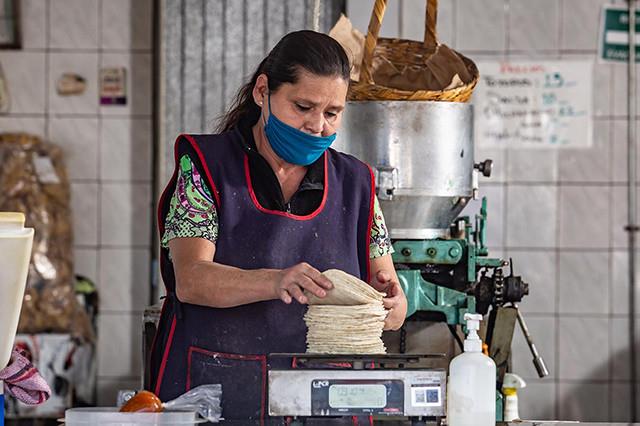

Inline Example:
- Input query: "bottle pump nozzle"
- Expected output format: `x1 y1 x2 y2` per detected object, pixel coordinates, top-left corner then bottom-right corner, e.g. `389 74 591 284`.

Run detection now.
463 313 483 352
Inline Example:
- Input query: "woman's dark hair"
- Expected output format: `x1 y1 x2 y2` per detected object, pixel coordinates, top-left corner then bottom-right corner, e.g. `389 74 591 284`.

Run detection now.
217 30 351 133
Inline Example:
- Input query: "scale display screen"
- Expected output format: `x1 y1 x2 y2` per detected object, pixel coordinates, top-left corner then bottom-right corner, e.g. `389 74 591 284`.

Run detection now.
328 384 387 408
311 379 403 416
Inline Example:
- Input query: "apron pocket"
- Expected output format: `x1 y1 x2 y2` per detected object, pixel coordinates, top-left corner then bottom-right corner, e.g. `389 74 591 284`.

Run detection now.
187 346 266 421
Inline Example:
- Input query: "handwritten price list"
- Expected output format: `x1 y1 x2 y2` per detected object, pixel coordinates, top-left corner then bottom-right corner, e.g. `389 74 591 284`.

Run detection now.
474 61 593 149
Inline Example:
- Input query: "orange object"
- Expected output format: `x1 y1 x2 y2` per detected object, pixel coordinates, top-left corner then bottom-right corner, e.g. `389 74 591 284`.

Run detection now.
119 390 163 413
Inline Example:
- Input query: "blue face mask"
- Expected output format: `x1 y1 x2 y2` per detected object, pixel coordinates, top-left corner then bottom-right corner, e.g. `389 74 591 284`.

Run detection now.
263 93 336 166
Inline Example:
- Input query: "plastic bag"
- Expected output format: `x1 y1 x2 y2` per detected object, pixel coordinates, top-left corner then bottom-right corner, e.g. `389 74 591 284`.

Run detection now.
0 133 93 342
164 384 223 423
118 385 223 423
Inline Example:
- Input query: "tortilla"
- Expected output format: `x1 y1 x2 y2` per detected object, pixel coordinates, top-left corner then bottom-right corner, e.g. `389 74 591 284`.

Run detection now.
304 269 388 355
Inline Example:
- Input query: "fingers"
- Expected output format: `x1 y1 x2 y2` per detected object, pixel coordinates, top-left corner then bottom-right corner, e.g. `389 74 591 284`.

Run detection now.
386 282 400 297
287 285 308 304
383 294 400 309
383 283 402 309
278 288 292 304
376 270 392 283
371 270 393 292
383 307 404 331
301 263 334 290
278 263 333 304
383 309 394 330
295 274 326 298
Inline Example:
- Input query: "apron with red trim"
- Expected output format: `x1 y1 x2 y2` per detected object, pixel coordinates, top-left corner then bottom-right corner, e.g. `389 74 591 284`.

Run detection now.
149 130 375 423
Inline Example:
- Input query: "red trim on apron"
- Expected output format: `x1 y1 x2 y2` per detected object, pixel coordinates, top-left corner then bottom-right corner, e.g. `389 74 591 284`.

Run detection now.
365 165 376 283
150 134 181 385
152 133 224 395
147 298 167 389
156 135 183 237
181 134 222 208
244 151 329 220
153 314 177 396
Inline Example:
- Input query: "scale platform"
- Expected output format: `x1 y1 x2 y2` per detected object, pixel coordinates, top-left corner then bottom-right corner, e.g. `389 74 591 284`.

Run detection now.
267 354 447 419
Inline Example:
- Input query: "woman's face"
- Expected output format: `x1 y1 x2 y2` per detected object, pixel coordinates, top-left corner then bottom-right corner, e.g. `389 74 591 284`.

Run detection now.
253 70 349 137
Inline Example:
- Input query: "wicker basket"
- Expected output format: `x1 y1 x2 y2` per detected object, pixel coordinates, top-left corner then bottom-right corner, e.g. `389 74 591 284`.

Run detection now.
348 0 479 102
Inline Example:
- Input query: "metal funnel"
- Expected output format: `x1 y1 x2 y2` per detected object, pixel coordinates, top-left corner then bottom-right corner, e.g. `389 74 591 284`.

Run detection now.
334 101 474 239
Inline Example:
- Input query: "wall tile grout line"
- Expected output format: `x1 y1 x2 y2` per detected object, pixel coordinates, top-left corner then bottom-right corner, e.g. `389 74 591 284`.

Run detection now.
18 47 153 54
4 112 152 119
201 0 207 133
608 59 616 421
179 0 186 133
97 0 104 306
221 0 227 115
242 0 248 80
555 19 563 415
504 0 510 55
95 0 104 387
524 312 640 319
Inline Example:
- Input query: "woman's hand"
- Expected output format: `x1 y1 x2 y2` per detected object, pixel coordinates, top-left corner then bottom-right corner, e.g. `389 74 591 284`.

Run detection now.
371 270 408 331
273 262 334 304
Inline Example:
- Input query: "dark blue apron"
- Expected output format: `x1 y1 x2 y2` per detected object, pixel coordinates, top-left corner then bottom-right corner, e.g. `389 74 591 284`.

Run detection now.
149 130 375 424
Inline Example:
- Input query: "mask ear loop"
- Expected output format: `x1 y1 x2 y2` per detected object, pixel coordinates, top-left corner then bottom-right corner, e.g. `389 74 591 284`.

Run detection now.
260 91 271 127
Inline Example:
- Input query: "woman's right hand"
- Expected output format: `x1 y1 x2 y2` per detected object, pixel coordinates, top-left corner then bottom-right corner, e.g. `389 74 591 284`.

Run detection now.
273 262 333 304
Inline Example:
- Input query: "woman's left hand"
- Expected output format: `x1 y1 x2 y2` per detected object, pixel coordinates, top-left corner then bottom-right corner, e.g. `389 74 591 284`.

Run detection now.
370 270 408 331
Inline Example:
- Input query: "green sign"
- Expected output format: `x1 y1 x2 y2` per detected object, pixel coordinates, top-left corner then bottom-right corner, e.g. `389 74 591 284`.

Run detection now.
599 6 640 62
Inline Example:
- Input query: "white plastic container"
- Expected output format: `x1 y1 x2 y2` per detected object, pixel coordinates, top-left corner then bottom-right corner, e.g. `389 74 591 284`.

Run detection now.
0 212 34 370
502 373 526 421
63 408 205 425
447 313 496 426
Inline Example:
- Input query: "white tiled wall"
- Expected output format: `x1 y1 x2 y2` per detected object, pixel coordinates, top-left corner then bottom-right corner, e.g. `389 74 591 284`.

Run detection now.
5 0 637 418
347 0 635 421
0 0 153 406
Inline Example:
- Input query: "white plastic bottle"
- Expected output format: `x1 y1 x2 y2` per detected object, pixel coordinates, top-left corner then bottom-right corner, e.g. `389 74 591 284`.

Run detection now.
502 373 526 421
447 313 496 426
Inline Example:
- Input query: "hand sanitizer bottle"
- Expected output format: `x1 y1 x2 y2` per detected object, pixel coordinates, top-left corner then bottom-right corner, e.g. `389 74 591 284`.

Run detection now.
502 373 526 421
447 313 496 426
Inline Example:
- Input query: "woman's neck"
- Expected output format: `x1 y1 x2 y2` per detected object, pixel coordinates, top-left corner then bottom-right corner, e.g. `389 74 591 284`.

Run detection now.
251 122 307 202
252 122 304 174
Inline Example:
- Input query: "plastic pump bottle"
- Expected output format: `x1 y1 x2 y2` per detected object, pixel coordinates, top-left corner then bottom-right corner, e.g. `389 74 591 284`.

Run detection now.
502 373 526 421
447 313 496 426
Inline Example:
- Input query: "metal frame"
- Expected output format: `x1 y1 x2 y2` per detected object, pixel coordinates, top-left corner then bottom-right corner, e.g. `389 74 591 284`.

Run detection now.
0 0 21 49
627 0 638 421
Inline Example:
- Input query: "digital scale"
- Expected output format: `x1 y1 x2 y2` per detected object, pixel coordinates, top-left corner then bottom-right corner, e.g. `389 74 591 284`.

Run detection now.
268 354 447 421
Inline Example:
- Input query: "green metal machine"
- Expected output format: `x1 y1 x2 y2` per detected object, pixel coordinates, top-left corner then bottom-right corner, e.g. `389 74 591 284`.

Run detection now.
338 101 549 421
391 198 531 423
393 197 527 327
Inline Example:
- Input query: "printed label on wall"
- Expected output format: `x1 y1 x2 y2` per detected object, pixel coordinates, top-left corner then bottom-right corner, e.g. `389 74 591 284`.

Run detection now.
100 67 127 106
598 5 640 63
474 61 593 149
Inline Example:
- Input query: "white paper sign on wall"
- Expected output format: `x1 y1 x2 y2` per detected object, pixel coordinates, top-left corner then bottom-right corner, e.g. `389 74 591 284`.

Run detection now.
473 61 593 149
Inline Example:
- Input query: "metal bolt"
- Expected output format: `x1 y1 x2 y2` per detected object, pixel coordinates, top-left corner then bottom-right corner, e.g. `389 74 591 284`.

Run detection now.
401 248 412 257
426 248 437 257
449 247 460 258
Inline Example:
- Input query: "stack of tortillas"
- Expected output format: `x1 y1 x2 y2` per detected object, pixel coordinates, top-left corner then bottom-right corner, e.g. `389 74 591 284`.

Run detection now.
304 269 387 354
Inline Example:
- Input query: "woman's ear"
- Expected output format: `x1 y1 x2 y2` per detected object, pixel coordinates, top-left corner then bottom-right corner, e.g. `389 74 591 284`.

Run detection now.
252 74 268 106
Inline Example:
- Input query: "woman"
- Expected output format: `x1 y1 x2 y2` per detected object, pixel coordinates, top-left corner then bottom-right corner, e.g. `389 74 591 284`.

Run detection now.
149 30 408 423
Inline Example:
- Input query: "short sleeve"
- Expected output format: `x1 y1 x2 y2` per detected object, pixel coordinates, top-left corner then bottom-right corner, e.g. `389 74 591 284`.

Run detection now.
161 155 219 248
369 196 395 259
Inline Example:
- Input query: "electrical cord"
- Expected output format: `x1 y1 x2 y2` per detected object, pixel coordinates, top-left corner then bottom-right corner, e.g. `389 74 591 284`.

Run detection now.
448 324 464 352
